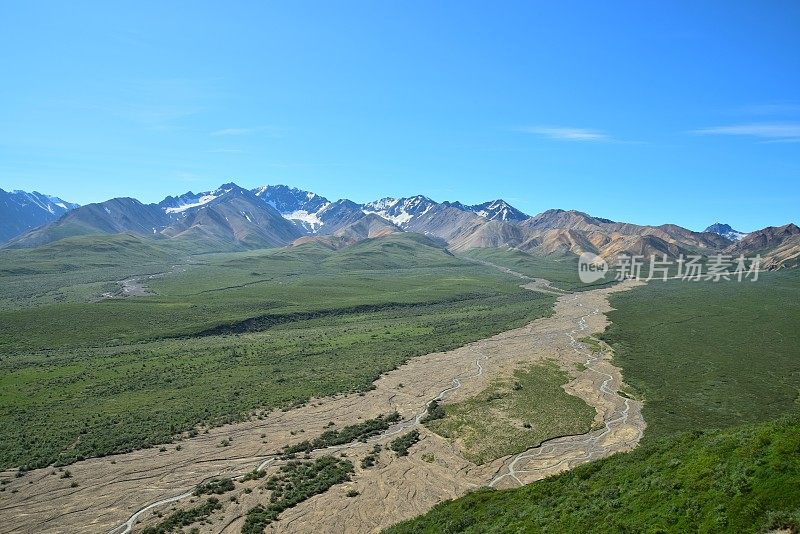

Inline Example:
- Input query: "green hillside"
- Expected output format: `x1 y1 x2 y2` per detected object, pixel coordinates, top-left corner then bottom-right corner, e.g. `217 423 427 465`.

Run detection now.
600 270 800 439
323 233 460 270
388 416 800 534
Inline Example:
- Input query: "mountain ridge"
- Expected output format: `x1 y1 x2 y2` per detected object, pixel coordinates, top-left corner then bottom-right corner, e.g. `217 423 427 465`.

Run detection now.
0 188 79 243
3 182 797 267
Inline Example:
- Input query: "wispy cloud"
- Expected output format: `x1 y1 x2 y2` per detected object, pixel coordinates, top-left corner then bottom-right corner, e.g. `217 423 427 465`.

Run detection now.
210 127 256 136
210 126 285 138
519 126 610 142
692 123 800 142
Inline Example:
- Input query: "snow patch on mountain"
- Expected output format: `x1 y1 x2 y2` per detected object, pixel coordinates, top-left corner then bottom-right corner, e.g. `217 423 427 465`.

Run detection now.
361 196 435 228
251 184 333 232
705 223 746 241
10 190 78 215
462 200 528 222
285 209 327 232
164 193 220 214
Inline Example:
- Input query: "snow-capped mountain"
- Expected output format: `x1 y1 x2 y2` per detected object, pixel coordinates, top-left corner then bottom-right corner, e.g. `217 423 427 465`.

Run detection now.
158 184 240 214
161 183 302 248
465 200 528 222
4 181 797 268
361 196 437 228
705 223 746 241
157 185 529 235
253 185 332 233
0 188 79 243
158 184 368 235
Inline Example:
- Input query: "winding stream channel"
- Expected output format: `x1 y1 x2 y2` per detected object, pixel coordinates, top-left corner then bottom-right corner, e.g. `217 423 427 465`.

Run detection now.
108 274 644 533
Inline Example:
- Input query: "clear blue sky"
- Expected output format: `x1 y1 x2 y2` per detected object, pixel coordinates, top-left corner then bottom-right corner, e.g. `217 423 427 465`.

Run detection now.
2 1 798 231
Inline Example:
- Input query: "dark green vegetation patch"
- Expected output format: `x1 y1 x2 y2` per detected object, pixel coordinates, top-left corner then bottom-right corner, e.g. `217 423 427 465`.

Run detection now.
282 412 400 455
193 477 235 496
389 430 421 457
243 456 354 533
387 416 800 534
601 270 800 440
141 497 222 534
419 399 445 424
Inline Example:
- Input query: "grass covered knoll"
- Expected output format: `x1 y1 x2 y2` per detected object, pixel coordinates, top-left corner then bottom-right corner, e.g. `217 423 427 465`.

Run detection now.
0 234 531 352
387 416 800 534
424 361 595 464
0 234 189 311
600 270 800 440
0 234 558 470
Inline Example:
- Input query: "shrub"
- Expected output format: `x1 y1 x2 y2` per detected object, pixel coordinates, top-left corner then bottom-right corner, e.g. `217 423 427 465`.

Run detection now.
193 478 234 496
244 456 354 531
142 498 222 534
421 400 445 424
389 430 420 457
282 412 401 455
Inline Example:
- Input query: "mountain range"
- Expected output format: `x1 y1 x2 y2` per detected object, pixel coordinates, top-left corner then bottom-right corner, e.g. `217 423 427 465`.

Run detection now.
2 183 798 268
0 188 79 244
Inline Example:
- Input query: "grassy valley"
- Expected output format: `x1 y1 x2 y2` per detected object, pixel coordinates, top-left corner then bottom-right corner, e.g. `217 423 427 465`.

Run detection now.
460 247 617 291
0 234 558 470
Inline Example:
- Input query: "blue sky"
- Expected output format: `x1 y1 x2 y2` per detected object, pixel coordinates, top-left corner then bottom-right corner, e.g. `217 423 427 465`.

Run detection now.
1 1 798 231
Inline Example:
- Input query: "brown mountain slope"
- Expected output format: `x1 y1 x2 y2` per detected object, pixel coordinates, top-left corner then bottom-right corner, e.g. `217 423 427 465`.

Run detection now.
404 205 523 251
162 187 301 248
4 198 170 248
333 213 401 240
724 223 800 268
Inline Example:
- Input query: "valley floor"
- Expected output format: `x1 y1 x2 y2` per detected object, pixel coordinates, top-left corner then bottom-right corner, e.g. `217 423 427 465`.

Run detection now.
0 281 643 534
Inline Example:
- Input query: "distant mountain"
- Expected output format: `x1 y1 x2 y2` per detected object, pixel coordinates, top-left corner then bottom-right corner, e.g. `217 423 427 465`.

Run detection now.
6 197 170 248
705 223 746 241
0 188 78 243
333 213 401 241
162 183 302 248
362 196 438 228
723 223 800 268
252 185 334 233
3 181 796 268
256 187 527 236
464 200 529 222
8 184 300 250
158 184 238 214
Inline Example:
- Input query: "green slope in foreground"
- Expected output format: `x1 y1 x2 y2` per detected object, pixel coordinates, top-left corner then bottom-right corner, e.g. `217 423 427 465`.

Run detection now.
387 416 800 534
389 270 800 533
